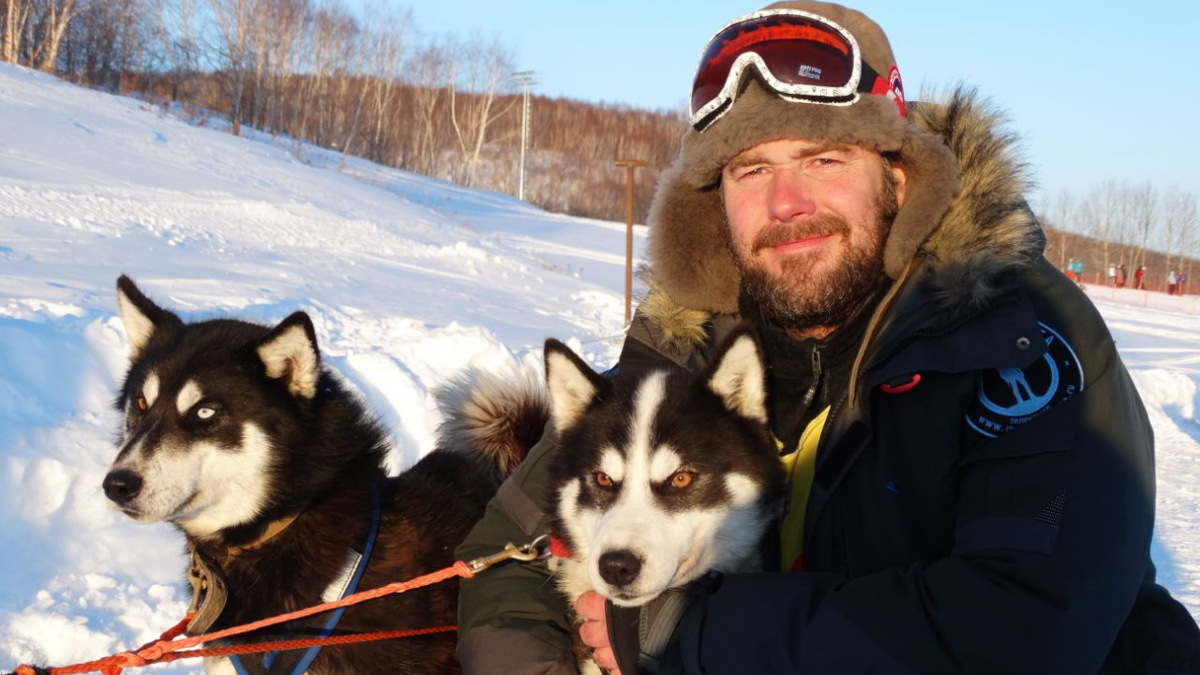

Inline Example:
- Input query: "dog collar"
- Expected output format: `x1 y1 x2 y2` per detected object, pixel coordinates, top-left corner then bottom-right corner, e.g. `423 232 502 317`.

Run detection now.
185 547 229 636
548 536 572 559
184 514 299 635
226 514 300 556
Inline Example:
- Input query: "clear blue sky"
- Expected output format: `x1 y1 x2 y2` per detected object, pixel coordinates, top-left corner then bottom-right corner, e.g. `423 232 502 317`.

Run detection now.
403 0 1200 209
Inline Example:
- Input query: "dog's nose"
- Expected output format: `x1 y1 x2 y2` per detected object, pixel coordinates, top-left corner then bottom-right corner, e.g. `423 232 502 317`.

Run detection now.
103 469 143 505
598 549 643 588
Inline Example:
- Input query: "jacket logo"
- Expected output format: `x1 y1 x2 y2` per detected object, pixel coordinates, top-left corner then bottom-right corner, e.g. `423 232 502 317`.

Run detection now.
966 323 1083 438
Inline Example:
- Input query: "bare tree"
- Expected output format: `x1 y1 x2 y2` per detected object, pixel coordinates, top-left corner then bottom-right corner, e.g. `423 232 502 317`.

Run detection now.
67 0 149 90
30 0 80 71
401 39 449 175
299 4 359 147
1079 182 1124 283
151 0 206 100
358 2 409 164
1040 189 1075 271
445 32 515 186
3 0 32 63
1129 182 1157 272
1162 187 1197 274
207 0 258 133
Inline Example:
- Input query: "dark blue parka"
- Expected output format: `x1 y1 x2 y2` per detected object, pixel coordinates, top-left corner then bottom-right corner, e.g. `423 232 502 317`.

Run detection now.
455 92 1200 674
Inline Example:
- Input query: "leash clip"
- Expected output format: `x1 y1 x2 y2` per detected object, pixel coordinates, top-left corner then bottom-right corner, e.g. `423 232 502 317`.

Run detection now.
465 535 550 574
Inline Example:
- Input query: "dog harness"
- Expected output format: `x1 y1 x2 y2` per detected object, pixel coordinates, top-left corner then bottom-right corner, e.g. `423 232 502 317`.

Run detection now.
218 484 383 675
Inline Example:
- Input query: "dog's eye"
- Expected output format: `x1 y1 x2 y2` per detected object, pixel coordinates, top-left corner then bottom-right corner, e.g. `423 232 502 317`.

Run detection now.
669 472 696 489
135 396 148 411
593 472 614 488
195 406 217 420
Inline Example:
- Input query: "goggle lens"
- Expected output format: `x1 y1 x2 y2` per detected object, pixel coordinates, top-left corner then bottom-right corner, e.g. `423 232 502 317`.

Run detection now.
690 11 868 131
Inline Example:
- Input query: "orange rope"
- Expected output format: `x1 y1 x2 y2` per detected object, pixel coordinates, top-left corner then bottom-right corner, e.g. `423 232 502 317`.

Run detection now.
13 560 475 675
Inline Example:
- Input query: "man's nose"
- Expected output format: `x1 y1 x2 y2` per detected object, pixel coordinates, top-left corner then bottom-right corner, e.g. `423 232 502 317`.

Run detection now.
767 171 817 222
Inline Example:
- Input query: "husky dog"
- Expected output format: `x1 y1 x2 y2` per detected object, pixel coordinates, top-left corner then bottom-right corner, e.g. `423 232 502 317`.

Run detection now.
103 276 543 675
542 327 785 672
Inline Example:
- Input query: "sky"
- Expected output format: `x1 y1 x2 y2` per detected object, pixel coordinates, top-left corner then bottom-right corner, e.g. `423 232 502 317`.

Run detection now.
402 0 1200 208
1 62 1199 671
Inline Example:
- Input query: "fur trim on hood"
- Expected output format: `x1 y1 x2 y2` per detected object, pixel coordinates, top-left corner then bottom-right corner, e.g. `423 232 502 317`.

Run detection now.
641 87 1043 344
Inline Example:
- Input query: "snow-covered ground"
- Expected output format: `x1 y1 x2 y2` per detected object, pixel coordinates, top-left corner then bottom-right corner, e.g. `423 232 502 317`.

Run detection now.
1 63 1197 672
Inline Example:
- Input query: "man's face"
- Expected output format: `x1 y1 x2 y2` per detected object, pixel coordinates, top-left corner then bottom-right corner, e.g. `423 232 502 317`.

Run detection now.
720 138 907 334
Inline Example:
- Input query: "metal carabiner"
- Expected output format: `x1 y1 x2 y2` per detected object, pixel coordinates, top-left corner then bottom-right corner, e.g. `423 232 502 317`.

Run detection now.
464 535 551 575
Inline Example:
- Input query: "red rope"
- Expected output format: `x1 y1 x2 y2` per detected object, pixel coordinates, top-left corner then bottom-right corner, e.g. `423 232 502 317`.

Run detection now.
13 560 475 675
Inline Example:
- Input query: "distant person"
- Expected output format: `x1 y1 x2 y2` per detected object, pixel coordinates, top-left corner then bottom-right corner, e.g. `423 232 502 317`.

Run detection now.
1136 265 1146 289
1070 257 1085 284
455 2 1200 673
1108 263 1117 286
1168 269 1179 296
1066 256 1077 282
1116 263 1127 288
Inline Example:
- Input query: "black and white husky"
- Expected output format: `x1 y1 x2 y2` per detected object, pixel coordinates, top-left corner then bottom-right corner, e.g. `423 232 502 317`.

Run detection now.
103 276 544 675
542 328 785 671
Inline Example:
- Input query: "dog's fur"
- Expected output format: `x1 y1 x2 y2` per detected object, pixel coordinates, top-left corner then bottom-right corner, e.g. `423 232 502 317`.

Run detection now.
104 276 544 675
541 328 785 673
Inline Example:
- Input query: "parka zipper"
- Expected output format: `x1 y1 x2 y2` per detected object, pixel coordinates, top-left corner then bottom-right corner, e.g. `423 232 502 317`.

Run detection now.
801 345 824 410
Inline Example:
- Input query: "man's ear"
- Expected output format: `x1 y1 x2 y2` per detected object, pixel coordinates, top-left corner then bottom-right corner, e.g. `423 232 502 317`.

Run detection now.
257 311 321 399
116 275 183 359
889 156 908 208
543 339 605 432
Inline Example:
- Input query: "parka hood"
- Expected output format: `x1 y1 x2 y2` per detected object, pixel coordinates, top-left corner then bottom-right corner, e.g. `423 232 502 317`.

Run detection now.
641 88 1045 339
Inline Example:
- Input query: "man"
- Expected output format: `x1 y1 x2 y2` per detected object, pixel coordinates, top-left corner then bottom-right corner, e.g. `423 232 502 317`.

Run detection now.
455 2 1200 673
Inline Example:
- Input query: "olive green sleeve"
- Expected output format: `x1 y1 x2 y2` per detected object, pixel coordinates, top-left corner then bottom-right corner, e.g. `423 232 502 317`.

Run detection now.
455 424 578 675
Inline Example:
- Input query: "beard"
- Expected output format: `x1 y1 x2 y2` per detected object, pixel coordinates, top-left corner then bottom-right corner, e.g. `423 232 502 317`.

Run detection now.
731 180 899 332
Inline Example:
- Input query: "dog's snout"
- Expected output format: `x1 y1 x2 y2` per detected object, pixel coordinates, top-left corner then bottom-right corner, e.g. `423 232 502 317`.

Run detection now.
103 469 144 505
598 549 643 588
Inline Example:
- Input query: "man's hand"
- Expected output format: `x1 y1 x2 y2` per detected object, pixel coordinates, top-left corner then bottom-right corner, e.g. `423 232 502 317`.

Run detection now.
576 578 715 675
576 591 622 674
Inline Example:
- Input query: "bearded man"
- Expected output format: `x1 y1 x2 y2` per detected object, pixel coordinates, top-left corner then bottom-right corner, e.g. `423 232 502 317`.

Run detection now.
455 3 1200 673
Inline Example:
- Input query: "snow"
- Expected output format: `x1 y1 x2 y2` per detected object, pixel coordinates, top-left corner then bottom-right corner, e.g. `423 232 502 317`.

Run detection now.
1 61 1197 672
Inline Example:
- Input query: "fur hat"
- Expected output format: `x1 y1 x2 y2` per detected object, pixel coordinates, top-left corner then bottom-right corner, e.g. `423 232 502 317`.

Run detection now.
646 1 961 313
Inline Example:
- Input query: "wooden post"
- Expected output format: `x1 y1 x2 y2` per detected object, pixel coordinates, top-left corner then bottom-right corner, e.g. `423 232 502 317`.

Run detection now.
615 159 646 326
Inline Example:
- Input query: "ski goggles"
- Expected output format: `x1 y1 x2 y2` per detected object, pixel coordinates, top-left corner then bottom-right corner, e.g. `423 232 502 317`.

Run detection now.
689 9 882 132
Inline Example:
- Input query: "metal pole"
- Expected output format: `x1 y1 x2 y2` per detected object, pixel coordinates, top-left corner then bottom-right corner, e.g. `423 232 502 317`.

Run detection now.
513 71 537 201
615 159 646 326
520 86 529 199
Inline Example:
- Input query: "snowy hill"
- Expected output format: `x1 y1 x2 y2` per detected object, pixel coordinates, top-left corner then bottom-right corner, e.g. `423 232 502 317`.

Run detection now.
1 62 1197 672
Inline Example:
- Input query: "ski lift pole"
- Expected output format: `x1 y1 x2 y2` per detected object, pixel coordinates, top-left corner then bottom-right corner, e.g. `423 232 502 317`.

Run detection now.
615 159 646 326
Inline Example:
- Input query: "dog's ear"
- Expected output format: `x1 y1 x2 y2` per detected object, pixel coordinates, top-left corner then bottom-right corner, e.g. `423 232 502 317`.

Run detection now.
258 311 321 399
705 325 768 423
116 275 183 359
544 338 604 432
